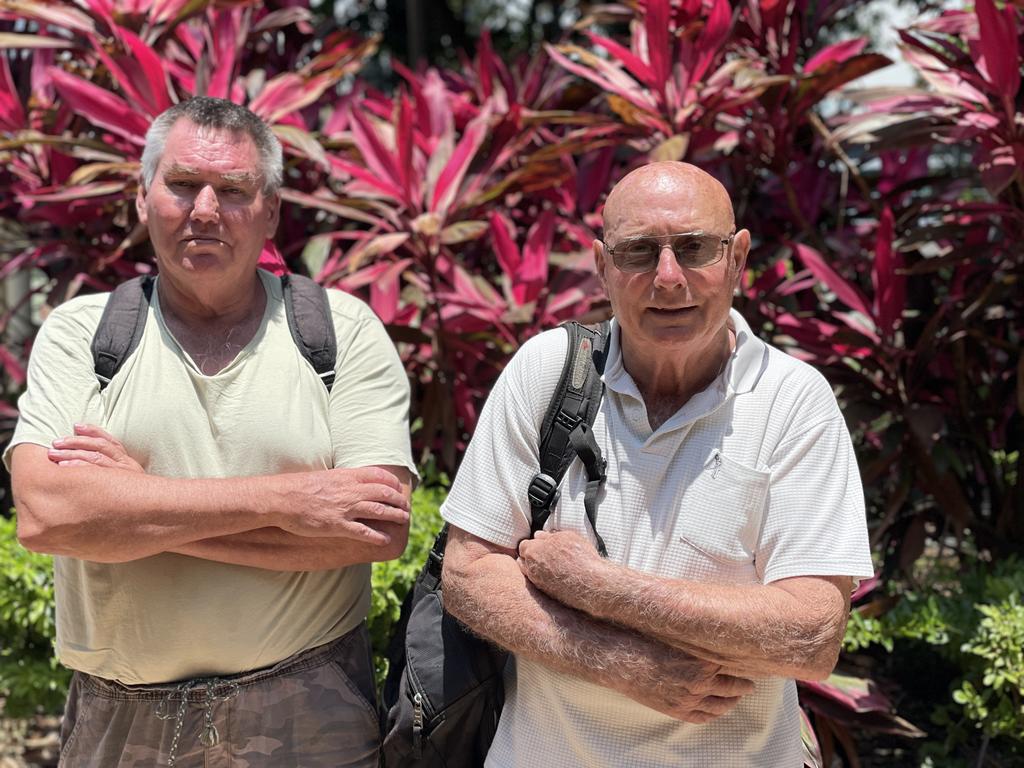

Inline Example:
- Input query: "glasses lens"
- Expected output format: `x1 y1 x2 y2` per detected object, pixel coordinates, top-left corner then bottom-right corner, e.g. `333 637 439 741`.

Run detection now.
672 234 721 268
613 239 660 272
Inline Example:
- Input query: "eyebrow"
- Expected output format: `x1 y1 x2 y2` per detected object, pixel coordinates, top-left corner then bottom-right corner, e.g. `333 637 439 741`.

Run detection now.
163 165 260 186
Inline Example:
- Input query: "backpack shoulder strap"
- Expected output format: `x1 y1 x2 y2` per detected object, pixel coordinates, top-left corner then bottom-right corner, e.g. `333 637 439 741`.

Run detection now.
528 319 611 554
281 273 338 393
91 275 155 390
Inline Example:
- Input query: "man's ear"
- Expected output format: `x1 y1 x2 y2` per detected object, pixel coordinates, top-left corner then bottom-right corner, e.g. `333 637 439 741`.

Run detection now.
730 229 751 288
593 239 608 291
135 182 148 227
265 192 281 239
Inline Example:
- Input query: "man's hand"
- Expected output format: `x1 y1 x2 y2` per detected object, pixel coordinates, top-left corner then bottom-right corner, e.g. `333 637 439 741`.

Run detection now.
614 638 755 723
48 424 144 472
276 466 410 545
518 529 604 609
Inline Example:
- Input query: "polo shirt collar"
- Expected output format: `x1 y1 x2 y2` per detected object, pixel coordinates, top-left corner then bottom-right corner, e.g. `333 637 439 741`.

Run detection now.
603 308 768 401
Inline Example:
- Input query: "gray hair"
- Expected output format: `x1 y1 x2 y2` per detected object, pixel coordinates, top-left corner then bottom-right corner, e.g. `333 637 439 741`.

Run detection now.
140 97 283 194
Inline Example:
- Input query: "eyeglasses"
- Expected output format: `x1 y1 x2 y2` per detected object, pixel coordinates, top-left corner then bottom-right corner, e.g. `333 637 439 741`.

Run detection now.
601 232 735 273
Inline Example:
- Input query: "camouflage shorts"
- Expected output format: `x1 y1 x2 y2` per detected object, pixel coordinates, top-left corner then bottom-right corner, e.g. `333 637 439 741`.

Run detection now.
58 624 380 767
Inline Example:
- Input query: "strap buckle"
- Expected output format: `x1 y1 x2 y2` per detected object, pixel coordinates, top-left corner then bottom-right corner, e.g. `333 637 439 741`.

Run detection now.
527 473 560 510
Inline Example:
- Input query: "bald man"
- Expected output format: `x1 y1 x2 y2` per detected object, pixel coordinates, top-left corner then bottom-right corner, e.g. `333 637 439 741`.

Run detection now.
440 162 873 767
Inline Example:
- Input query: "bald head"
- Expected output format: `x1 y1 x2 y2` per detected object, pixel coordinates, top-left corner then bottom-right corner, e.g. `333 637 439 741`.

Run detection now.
602 162 735 242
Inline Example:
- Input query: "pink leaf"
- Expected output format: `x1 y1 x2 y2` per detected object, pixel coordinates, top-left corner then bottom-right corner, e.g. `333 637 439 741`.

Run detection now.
250 71 337 124
430 103 492 215
477 27 495 99
369 259 412 324
644 0 671 87
804 38 868 74
207 8 245 99
0 53 25 132
347 105 408 206
851 574 880 603
257 240 287 275
801 674 893 714
693 0 732 85
583 31 656 87
792 243 873 318
544 44 659 114
974 0 1021 100
118 27 173 114
48 67 150 146
871 207 905 337
517 209 554 305
489 211 520 281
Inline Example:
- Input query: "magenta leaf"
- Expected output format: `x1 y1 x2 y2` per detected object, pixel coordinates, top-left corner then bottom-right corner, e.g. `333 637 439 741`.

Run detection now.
793 243 873 319
871 207 905 337
804 38 868 74
0 53 26 131
974 0 1021 101
489 211 521 282
48 67 150 145
517 209 555 305
583 31 656 88
430 103 492 215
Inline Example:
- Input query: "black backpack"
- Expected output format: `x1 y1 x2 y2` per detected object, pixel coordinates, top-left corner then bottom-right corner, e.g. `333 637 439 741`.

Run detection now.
90 273 337 391
380 319 610 767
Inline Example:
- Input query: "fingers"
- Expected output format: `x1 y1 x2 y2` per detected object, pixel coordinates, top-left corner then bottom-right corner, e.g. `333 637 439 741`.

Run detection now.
691 694 744 717
350 499 409 525
343 466 403 491
72 423 119 442
705 673 756 697
48 448 118 467
340 521 392 547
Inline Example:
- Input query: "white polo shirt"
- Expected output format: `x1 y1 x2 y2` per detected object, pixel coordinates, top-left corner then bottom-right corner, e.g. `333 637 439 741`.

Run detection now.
441 309 873 768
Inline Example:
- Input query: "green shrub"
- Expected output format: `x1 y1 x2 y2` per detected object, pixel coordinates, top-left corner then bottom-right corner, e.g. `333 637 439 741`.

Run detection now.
368 483 446 685
0 515 69 716
844 557 1024 758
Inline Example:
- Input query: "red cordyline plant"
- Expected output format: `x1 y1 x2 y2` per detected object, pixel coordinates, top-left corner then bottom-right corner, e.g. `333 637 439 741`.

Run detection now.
1 1 1021 760
0 0 375 294
290 33 611 467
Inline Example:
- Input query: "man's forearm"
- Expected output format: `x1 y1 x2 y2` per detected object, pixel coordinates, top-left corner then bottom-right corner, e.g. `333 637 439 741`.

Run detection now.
442 529 753 722
12 445 409 563
520 534 849 680
171 522 409 571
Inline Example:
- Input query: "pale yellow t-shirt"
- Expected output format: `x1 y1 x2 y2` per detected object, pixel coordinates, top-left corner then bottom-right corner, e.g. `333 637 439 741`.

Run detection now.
4 270 416 684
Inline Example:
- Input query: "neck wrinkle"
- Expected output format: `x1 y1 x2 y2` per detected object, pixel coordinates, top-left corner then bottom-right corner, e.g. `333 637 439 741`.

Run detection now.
623 324 735 411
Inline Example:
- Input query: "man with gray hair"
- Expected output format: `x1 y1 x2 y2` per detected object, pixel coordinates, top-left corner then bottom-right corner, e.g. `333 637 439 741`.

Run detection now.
6 97 415 766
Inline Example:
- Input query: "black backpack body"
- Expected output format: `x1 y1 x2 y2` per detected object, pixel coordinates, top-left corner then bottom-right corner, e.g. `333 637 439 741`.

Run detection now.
90 273 337 391
380 320 611 767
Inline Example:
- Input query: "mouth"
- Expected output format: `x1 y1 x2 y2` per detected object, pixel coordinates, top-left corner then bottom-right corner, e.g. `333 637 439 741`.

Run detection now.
648 306 697 317
182 236 225 246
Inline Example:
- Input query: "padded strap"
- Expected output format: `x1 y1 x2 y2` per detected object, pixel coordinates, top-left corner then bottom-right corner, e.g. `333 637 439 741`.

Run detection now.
91 275 155 390
281 274 337 393
529 320 610 552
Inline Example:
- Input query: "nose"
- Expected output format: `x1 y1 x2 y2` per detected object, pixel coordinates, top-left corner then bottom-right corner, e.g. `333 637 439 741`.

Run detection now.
190 185 219 224
652 243 687 289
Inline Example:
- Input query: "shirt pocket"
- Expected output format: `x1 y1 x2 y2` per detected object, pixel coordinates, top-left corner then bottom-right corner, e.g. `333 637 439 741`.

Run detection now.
673 450 769 580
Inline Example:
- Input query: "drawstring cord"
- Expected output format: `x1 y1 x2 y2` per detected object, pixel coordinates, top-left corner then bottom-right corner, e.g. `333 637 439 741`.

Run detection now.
155 678 239 766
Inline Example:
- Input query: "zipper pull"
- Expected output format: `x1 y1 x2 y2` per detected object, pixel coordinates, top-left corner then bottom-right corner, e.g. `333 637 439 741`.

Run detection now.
412 692 424 758
712 452 722 479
